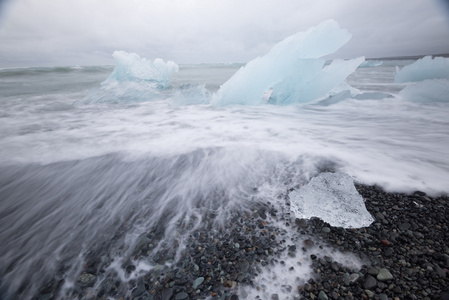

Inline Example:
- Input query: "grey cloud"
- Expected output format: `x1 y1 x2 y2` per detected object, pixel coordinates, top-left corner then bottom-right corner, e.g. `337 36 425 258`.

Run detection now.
0 0 448 67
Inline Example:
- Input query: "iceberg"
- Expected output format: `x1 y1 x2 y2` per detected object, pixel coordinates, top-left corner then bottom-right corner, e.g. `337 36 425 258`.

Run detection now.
79 51 178 104
395 56 449 83
106 51 179 88
289 172 374 228
212 20 364 106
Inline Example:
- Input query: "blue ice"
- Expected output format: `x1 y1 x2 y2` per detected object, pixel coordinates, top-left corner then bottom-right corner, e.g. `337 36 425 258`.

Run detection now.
106 51 179 88
212 20 364 106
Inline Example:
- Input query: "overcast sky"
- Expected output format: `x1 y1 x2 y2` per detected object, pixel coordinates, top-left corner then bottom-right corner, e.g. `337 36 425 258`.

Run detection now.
0 0 448 67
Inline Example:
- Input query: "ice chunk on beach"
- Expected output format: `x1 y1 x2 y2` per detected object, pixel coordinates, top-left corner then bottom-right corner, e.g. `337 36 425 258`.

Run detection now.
289 172 374 228
212 20 364 106
395 56 449 83
106 51 179 88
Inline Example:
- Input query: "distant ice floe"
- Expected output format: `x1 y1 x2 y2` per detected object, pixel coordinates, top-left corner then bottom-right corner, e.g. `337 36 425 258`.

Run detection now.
396 56 449 104
212 20 365 106
289 172 374 228
395 56 449 83
399 79 449 103
359 60 383 68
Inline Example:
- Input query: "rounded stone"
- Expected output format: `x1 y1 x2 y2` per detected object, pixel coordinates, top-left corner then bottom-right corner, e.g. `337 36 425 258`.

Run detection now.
192 277 204 289
349 273 360 284
363 275 377 290
76 272 96 287
322 227 331 233
318 290 328 300
377 268 393 281
175 292 189 300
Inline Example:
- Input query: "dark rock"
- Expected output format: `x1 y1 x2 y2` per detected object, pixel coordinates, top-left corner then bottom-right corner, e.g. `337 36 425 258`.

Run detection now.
37 294 52 300
125 264 136 273
76 273 96 287
318 290 328 300
378 294 388 300
363 275 377 290
223 280 233 288
434 265 447 278
330 262 339 272
239 261 250 272
349 273 360 284
380 239 390 246
161 288 174 300
295 218 308 228
303 239 315 249
133 235 151 255
367 267 378 276
383 247 394 257
414 191 427 196
322 227 331 233
438 290 449 300
175 292 189 300
399 222 411 231
131 281 146 297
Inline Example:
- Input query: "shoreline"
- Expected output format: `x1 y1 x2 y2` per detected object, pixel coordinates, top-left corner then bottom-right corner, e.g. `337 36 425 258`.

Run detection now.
32 184 449 300
298 184 449 300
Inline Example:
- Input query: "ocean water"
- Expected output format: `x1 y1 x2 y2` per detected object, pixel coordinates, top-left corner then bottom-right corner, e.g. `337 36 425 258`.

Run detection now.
0 59 449 299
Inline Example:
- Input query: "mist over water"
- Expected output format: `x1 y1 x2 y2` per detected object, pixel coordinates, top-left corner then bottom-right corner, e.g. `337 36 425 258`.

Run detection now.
1 55 449 298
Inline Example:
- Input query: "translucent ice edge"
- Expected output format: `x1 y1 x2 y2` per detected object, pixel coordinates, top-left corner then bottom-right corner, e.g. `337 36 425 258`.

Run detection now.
212 20 364 106
289 172 374 228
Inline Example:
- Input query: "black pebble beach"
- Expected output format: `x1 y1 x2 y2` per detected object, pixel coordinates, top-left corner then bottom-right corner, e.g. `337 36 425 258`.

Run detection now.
35 184 448 300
